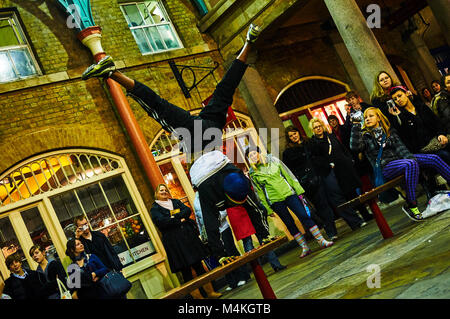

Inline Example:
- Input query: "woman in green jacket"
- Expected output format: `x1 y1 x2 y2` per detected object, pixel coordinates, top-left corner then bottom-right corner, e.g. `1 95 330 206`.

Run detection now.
246 147 334 258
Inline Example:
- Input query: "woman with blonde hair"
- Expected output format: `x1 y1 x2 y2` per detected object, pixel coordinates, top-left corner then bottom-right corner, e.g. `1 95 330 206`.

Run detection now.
308 118 366 230
150 184 221 299
350 107 450 221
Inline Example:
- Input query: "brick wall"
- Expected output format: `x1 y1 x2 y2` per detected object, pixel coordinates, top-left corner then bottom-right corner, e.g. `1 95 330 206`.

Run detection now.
0 0 249 211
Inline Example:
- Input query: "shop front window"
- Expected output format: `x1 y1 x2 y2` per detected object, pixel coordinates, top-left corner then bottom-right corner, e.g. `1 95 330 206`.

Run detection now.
50 175 156 267
21 207 59 262
0 216 29 270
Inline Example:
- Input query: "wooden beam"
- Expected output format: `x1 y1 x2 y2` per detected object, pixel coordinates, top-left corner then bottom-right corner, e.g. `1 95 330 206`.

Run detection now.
161 236 288 299
337 175 404 212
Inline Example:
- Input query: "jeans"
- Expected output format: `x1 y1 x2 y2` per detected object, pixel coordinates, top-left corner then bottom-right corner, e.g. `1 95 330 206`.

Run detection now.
271 194 316 236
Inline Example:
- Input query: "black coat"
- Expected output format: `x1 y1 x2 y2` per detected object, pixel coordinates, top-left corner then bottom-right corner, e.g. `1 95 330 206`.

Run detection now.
392 101 447 153
309 133 362 196
79 231 123 272
150 199 208 273
436 90 450 134
3 270 47 299
38 259 68 298
282 141 322 194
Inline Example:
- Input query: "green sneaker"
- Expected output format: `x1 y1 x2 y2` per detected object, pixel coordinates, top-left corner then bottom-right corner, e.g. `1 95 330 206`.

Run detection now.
402 205 423 222
246 23 261 43
82 55 116 80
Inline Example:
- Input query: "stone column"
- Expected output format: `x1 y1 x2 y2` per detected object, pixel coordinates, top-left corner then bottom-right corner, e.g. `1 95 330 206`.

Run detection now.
324 0 399 94
330 33 371 102
427 0 450 46
404 27 442 86
238 66 287 155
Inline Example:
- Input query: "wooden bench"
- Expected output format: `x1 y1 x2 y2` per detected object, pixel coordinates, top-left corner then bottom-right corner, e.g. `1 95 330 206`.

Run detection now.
337 175 405 239
161 236 288 299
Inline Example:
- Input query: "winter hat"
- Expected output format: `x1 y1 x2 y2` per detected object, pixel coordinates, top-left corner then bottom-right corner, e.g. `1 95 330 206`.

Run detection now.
223 172 250 204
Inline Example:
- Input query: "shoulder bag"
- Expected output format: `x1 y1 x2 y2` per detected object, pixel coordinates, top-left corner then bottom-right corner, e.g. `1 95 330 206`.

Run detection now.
99 270 132 298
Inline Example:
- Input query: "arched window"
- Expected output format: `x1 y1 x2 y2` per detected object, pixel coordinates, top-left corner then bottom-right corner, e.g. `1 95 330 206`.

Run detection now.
0 149 160 278
275 76 350 137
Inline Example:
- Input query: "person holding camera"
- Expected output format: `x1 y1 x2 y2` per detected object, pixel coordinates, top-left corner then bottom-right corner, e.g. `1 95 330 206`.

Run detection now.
350 107 450 221
387 86 450 165
74 216 123 273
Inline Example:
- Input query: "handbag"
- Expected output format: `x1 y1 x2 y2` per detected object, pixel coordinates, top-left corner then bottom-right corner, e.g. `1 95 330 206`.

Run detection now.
99 270 132 298
420 134 450 153
57 277 72 299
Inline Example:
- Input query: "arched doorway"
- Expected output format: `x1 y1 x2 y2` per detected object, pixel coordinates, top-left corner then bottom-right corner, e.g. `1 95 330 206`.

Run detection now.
275 76 350 137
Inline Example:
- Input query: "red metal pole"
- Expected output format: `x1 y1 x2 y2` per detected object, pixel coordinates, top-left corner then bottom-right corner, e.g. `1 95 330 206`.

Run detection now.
78 27 165 191
368 199 394 239
249 260 277 299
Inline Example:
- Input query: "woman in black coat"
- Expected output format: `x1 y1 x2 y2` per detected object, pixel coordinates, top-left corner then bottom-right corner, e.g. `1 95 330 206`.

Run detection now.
282 126 338 239
308 118 366 230
150 184 220 299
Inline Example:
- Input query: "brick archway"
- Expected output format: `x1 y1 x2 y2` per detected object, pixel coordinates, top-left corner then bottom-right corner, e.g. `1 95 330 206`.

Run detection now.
0 124 128 174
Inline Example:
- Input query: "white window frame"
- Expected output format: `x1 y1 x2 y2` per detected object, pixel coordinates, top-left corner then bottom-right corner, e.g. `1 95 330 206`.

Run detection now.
0 149 167 278
120 1 184 55
0 11 41 83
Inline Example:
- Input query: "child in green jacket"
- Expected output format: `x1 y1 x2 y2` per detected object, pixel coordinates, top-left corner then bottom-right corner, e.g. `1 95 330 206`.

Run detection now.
246 147 334 257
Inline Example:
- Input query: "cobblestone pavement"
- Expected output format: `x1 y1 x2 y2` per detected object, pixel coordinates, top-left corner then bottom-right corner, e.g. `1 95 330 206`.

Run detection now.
220 195 450 299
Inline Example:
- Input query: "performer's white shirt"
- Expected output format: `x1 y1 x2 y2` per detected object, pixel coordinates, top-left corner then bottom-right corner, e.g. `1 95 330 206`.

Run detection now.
189 150 230 187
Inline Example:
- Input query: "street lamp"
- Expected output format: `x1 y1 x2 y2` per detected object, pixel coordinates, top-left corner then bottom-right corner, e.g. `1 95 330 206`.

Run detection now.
57 0 165 190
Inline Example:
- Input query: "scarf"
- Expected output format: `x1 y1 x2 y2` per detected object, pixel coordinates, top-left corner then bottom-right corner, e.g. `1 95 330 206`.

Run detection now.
75 252 86 262
155 199 174 211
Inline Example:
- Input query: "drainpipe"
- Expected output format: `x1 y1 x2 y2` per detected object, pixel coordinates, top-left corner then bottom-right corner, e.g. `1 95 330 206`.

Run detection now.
58 1 164 190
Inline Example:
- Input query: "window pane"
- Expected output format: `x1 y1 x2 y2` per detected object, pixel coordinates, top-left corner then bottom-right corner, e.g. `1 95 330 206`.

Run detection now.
50 191 84 239
123 4 144 27
0 51 17 82
20 207 59 262
148 2 166 23
131 29 152 54
118 215 155 266
0 217 30 270
157 25 180 49
0 19 20 47
137 2 154 25
50 176 156 267
75 184 114 231
10 48 37 78
100 176 156 266
144 27 165 51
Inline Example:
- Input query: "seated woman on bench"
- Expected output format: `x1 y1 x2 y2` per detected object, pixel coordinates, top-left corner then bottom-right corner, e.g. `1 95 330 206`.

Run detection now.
349 107 450 221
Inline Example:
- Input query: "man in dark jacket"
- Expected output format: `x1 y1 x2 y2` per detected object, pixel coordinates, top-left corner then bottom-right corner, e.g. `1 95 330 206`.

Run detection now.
1 254 46 299
74 216 123 272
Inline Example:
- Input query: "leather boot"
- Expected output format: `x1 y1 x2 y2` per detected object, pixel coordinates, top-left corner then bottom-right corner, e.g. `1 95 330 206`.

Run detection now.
203 282 222 298
190 289 204 299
